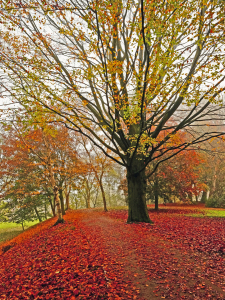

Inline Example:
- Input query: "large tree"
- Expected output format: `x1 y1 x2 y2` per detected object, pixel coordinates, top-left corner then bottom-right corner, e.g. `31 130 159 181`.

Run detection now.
0 0 225 222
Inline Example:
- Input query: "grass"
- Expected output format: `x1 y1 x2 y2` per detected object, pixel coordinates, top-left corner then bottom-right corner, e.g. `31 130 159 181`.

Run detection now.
108 205 128 210
0 220 40 243
189 209 225 218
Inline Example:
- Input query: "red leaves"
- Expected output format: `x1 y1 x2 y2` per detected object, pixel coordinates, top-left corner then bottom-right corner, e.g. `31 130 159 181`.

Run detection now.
0 207 224 299
0 211 137 299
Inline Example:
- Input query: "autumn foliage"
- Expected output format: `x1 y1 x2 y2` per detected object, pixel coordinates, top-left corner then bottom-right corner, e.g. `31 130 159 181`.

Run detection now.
0 125 89 222
1 0 225 223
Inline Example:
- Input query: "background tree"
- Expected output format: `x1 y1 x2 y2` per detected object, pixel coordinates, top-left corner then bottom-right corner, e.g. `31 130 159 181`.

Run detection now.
80 135 116 212
198 139 225 208
0 124 88 224
146 130 206 209
0 0 225 222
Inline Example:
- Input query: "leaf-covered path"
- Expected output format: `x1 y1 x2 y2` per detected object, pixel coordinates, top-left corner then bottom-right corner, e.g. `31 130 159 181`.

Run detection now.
0 208 225 299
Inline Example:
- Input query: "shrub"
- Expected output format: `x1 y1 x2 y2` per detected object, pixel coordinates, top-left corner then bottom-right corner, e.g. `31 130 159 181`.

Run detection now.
205 196 225 208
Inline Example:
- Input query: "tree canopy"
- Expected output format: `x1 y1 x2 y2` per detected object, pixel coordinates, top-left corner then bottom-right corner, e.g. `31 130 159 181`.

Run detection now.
0 0 225 222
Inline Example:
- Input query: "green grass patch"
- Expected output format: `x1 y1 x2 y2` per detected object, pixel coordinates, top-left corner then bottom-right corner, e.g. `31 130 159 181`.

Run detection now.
188 209 225 218
0 220 40 243
109 205 128 210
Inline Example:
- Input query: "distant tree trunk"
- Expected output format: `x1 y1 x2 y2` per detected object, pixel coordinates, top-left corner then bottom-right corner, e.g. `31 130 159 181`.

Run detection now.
85 180 91 208
53 186 64 224
48 196 55 216
209 165 218 198
201 190 207 203
154 176 159 211
53 195 56 215
44 203 47 219
21 221 24 231
188 192 193 203
34 206 42 222
86 196 91 209
127 159 153 223
92 188 99 208
59 186 66 215
65 193 70 210
75 198 78 209
99 175 107 212
43 134 63 224
65 186 71 210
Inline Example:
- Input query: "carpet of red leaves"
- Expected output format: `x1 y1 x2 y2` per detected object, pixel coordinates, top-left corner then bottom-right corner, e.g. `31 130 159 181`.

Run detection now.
0 206 224 299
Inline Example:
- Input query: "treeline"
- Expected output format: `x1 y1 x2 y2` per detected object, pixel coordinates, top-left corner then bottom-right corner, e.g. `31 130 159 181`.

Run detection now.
1 121 225 229
120 127 225 209
0 124 125 228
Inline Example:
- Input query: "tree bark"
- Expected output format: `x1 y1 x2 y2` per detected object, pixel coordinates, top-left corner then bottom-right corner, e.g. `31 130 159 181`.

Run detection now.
48 162 64 224
44 203 47 219
154 176 159 211
201 190 207 203
48 196 55 216
99 176 107 212
85 180 91 208
86 195 91 209
53 186 64 224
65 186 71 210
59 186 66 215
127 161 153 223
34 206 42 222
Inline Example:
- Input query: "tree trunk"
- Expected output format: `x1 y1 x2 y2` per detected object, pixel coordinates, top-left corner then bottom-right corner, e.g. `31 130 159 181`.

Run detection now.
48 196 55 216
53 186 64 225
201 190 207 203
85 180 91 208
86 195 91 209
210 165 217 197
99 176 107 212
65 187 71 210
154 177 159 211
21 221 24 231
59 187 66 215
188 192 193 203
44 203 47 219
34 206 42 222
127 162 153 223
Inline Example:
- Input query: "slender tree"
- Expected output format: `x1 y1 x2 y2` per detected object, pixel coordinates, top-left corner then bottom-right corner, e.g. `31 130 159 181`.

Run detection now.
80 135 115 212
0 0 225 222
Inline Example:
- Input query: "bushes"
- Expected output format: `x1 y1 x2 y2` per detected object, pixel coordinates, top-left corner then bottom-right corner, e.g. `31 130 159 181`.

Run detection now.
205 196 225 208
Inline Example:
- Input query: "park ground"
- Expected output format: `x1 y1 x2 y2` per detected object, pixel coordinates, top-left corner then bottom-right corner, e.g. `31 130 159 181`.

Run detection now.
0 205 224 299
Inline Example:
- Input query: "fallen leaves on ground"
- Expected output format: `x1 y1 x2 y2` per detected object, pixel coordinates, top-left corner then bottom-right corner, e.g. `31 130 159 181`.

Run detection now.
0 206 224 299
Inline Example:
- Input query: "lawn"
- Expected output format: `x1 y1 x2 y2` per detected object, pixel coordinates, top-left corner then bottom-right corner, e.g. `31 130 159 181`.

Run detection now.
0 206 224 299
0 221 40 244
194 209 225 217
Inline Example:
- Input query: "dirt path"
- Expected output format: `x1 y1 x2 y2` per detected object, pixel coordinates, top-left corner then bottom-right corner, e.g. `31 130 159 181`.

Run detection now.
81 212 159 299
79 210 225 300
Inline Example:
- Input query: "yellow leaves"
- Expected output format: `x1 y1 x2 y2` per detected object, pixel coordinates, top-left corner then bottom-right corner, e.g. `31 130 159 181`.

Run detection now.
108 60 123 75
82 100 88 106
127 133 156 156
